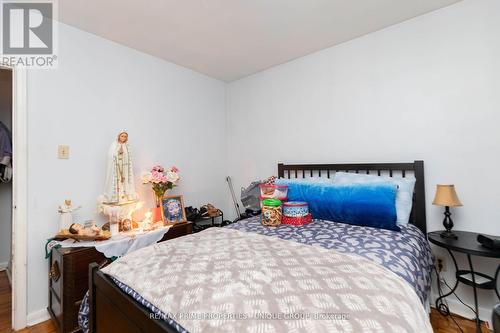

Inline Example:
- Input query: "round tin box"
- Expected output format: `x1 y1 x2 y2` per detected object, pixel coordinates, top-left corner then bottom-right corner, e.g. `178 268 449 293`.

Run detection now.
282 214 312 226
282 201 309 217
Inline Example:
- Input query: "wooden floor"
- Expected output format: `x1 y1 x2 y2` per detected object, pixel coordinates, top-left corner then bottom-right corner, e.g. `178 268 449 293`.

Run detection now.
12 321 56 333
0 271 56 333
0 271 492 333
0 271 12 333
430 308 492 333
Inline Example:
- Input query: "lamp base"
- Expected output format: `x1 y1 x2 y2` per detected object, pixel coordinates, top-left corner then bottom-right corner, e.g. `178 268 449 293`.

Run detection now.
440 230 458 239
440 206 458 240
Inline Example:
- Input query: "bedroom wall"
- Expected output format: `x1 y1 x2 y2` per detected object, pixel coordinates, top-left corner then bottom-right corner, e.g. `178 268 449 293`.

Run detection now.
26 23 228 323
0 69 12 269
227 0 499 323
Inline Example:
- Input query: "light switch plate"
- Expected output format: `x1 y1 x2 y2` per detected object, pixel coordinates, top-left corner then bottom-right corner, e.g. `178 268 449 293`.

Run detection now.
58 145 69 159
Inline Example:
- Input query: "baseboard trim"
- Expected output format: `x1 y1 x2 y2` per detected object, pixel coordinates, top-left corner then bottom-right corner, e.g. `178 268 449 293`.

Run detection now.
0 261 7 271
27 308 50 326
430 292 493 328
6 266 11 284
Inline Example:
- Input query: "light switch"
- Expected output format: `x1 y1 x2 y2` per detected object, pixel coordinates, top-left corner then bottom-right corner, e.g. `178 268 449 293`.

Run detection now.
58 145 69 159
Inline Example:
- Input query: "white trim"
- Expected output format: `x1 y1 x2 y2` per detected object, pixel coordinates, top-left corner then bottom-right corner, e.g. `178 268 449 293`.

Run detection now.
11 66 28 331
27 308 50 326
0 261 7 271
6 266 11 285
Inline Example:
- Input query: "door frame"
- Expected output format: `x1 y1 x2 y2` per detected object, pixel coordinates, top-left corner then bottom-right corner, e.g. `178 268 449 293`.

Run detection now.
1 64 28 330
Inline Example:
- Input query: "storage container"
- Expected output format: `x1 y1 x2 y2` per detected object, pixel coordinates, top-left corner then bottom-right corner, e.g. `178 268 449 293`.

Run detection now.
259 196 287 204
261 199 282 227
282 214 312 226
259 184 288 200
282 201 309 217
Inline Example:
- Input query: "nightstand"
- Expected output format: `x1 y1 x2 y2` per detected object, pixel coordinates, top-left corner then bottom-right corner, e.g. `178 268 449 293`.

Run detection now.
191 213 224 233
428 230 500 333
159 221 193 241
48 222 192 333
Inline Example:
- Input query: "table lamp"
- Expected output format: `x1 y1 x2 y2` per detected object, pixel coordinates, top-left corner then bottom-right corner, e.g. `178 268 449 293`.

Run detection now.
432 184 463 239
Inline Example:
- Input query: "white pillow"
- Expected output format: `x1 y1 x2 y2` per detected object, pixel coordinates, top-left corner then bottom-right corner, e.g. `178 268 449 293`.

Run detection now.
333 172 416 226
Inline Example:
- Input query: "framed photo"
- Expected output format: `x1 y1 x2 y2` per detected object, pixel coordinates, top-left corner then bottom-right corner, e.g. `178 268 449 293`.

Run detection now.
162 195 187 224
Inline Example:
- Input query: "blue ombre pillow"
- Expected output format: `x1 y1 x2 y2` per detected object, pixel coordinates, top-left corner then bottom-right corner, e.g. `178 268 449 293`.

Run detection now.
275 179 399 231
333 172 415 226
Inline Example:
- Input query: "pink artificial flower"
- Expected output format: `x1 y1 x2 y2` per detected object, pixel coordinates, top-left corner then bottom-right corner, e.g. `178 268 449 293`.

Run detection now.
171 166 179 173
152 165 165 173
150 171 166 184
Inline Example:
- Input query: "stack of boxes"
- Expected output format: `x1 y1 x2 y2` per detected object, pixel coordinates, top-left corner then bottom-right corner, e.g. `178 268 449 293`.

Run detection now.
259 184 312 226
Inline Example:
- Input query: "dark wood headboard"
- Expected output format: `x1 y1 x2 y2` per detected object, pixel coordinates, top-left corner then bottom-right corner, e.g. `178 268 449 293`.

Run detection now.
277 161 426 234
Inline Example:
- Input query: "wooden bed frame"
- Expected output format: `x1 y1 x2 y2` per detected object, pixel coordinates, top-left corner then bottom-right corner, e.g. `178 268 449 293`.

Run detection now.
278 160 426 234
89 161 426 333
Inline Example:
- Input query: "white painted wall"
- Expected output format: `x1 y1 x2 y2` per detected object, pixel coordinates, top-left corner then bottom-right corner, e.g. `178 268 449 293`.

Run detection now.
227 0 500 322
23 0 500 325
0 69 12 268
26 23 228 321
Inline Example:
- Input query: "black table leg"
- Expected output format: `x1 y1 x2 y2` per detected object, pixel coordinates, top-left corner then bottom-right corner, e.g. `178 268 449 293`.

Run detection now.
435 249 460 308
428 230 500 333
466 254 481 333
495 265 500 300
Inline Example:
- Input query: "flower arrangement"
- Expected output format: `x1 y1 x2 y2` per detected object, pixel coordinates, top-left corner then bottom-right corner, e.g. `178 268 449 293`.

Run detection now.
142 165 180 207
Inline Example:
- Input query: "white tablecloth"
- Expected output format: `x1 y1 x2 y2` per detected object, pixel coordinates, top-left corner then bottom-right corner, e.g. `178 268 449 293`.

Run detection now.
57 226 171 258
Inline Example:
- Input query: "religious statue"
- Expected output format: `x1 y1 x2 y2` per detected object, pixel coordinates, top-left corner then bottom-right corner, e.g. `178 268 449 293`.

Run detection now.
101 131 138 204
98 131 142 237
58 199 81 231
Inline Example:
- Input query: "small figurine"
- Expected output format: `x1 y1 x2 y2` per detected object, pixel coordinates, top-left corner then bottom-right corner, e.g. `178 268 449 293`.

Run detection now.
58 200 81 231
140 211 152 231
68 222 102 237
119 219 134 232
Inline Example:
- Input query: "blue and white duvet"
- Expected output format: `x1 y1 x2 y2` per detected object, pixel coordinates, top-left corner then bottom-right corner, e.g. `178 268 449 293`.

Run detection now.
79 217 433 333
226 216 433 303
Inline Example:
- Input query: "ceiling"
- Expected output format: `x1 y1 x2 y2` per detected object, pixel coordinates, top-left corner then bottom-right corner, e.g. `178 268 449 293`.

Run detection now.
59 0 461 82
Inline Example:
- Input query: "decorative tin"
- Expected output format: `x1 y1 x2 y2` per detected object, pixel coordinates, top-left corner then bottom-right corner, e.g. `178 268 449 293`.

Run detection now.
282 201 309 217
282 214 312 226
261 199 282 227
259 185 288 200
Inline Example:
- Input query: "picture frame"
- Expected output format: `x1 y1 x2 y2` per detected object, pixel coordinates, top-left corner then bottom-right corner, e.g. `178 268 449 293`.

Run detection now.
162 195 187 224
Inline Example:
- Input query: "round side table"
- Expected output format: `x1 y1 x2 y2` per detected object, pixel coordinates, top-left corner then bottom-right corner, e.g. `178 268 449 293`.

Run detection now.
428 230 500 333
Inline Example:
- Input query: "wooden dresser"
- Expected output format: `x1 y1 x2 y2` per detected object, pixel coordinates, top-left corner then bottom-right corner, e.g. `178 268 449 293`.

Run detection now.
48 222 193 333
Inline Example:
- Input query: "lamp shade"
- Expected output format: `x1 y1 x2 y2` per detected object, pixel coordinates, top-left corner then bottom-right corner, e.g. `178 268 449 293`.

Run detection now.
432 184 463 207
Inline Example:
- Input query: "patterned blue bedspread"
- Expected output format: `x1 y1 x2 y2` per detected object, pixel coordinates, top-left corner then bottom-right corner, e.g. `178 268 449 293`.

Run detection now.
226 216 433 303
79 217 433 333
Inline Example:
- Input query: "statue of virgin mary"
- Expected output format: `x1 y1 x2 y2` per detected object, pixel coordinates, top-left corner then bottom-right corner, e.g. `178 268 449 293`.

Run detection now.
101 131 138 204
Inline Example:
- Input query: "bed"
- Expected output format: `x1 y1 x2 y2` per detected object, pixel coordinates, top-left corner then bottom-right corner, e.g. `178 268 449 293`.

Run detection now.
84 161 433 333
